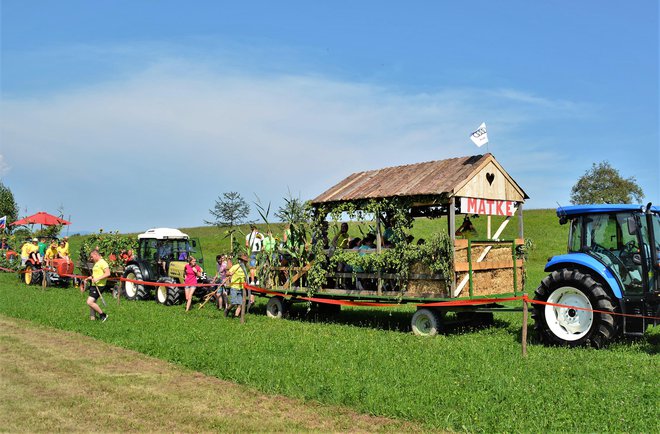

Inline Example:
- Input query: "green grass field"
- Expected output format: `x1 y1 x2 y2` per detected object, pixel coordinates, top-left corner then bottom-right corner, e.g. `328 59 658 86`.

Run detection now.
1 209 659 432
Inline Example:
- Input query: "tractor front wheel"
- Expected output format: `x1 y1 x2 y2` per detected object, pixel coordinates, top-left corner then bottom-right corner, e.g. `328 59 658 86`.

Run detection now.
533 268 618 348
155 277 181 306
122 264 149 301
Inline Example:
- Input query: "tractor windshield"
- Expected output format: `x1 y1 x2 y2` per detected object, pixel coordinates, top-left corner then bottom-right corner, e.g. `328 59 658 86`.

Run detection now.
139 238 191 262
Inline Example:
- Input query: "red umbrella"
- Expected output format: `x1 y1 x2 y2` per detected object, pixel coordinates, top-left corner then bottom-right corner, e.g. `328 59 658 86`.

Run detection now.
10 212 71 226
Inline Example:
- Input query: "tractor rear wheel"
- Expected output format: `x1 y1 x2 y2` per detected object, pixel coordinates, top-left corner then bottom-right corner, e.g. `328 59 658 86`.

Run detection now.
533 268 618 348
155 277 181 306
122 264 149 301
411 308 442 336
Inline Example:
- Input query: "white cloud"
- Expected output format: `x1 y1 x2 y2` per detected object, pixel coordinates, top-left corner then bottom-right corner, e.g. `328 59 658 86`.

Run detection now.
0 59 585 232
0 155 10 177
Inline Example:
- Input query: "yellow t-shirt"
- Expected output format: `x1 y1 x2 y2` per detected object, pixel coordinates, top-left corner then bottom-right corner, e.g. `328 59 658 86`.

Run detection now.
92 258 110 287
57 246 68 258
45 246 59 260
63 241 70 256
21 243 38 258
228 263 246 290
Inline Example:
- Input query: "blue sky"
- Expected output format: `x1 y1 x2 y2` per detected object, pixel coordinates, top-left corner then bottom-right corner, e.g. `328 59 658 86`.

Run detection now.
1 1 658 233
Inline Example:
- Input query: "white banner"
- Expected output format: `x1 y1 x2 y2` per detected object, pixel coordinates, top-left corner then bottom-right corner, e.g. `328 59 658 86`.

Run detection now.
460 197 516 217
469 122 488 147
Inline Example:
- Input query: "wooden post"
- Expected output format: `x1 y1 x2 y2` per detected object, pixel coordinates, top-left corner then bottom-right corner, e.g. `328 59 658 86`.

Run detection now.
487 215 492 239
376 214 383 295
448 196 456 241
448 197 456 295
240 287 246 324
522 296 528 357
517 202 524 238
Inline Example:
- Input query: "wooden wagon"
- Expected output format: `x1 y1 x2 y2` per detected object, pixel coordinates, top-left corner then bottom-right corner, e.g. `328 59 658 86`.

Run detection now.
255 153 529 335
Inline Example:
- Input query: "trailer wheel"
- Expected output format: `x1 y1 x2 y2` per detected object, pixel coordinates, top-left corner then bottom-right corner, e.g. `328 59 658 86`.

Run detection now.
155 277 180 306
533 268 617 348
122 264 149 301
266 296 288 319
411 308 442 336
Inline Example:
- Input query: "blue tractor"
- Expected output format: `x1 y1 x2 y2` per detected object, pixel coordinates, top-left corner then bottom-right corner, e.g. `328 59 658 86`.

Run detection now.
534 204 660 348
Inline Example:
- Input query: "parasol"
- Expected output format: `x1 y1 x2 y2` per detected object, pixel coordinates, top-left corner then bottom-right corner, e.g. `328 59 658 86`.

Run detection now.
10 212 71 226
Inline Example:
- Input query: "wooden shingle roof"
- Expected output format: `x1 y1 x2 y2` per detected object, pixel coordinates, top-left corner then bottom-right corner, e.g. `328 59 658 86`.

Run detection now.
311 153 528 205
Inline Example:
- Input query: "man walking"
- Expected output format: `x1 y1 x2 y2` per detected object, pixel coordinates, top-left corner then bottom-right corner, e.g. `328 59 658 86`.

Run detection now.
82 249 110 321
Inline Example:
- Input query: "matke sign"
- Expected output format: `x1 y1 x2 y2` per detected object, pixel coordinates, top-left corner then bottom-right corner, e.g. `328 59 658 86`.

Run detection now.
460 197 517 216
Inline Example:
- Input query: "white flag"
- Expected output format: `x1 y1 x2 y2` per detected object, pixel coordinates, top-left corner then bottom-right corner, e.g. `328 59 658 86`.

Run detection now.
469 122 488 147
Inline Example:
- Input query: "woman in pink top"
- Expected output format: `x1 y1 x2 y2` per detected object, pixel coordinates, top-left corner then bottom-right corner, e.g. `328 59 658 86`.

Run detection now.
184 256 203 311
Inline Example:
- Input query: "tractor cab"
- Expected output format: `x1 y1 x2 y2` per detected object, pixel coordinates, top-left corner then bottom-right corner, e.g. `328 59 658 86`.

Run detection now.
136 228 204 280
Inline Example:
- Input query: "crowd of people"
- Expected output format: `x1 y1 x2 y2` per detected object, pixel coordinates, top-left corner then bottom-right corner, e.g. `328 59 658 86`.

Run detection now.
18 236 71 267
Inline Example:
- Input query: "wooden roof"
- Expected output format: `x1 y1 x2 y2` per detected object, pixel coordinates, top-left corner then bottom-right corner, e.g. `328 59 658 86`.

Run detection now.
311 153 528 205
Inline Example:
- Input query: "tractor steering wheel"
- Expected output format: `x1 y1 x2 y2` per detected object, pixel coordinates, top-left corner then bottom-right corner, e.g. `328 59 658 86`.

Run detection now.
592 243 629 279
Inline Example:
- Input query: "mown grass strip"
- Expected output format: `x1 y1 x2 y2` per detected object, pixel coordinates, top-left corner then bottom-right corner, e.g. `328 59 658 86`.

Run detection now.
0 315 416 432
1 273 658 432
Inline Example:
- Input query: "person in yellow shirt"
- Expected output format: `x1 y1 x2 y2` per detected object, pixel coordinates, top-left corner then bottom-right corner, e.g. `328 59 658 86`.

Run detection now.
82 250 110 321
44 242 59 267
57 240 71 263
223 254 248 318
20 238 39 266
62 236 70 257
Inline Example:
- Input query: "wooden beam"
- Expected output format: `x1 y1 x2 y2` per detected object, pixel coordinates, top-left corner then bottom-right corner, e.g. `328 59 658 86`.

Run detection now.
283 264 311 289
454 259 524 272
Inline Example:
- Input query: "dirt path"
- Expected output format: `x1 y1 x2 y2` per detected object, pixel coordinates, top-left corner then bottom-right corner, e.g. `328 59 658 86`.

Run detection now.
0 315 418 433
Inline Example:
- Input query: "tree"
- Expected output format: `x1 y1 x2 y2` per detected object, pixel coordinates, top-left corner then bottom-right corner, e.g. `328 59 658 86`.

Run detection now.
0 181 18 227
275 192 308 225
205 192 250 251
570 161 644 205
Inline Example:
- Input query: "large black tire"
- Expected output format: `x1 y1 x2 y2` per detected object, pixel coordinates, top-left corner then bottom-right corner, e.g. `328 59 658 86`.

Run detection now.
24 264 42 286
411 308 442 336
155 277 181 306
533 268 618 348
122 264 149 301
266 296 288 319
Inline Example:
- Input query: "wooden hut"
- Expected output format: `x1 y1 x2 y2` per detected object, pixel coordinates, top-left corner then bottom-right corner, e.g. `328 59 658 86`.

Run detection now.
305 153 529 300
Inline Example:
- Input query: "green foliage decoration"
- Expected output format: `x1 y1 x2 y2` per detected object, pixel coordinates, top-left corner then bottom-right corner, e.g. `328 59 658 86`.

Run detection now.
307 197 453 297
79 230 137 268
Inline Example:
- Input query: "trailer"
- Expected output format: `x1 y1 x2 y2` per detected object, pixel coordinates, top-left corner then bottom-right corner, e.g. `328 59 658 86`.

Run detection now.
252 153 529 335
